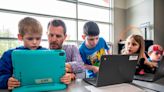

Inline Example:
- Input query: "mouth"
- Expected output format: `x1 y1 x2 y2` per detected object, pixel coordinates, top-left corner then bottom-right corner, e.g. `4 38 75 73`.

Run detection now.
31 46 38 49
50 43 59 49
128 49 132 53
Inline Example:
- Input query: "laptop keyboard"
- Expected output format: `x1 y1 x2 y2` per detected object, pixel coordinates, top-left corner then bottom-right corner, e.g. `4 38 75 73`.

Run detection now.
134 74 154 81
84 78 97 85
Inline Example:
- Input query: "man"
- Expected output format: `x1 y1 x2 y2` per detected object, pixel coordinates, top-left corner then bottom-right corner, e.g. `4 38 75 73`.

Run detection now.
47 19 84 81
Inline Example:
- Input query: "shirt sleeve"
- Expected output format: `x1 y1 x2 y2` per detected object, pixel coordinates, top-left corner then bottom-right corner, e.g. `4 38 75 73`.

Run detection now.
66 45 85 74
0 51 13 89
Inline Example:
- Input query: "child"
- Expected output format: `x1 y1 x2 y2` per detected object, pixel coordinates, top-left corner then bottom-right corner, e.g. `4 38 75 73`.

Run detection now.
148 44 163 63
79 21 110 78
146 44 163 73
121 34 145 59
121 34 157 74
0 17 47 89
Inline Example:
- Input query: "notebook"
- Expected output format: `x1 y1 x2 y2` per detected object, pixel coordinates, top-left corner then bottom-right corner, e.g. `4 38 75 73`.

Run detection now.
11 50 66 92
83 54 138 87
134 56 164 82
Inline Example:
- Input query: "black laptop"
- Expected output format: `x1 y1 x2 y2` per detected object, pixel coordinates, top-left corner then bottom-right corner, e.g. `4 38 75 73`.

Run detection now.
134 56 164 82
83 55 138 87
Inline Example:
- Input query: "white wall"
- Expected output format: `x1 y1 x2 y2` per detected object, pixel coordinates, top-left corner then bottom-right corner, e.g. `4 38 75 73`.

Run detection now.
113 0 126 54
126 0 145 9
113 0 154 54
114 0 126 9
126 0 154 40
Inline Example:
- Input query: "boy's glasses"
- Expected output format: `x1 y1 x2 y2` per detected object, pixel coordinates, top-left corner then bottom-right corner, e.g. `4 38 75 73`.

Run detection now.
155 51 162 56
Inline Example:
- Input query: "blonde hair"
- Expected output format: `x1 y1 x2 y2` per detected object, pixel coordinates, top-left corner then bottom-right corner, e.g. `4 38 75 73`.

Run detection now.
122 34 145 59
18 17 43 36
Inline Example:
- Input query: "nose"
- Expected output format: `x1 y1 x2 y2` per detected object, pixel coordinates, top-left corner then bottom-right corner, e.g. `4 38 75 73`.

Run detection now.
128 44 132 48
51 35 57 42
158 54 162 57
32 39 37 44
93 40 97 45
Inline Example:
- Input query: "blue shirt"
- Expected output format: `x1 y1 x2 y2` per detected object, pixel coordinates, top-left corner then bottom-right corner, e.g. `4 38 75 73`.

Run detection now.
79 37 110 77
0 46 47 89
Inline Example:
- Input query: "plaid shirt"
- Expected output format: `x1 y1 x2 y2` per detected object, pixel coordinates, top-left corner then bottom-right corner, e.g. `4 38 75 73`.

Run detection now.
62 45 84 74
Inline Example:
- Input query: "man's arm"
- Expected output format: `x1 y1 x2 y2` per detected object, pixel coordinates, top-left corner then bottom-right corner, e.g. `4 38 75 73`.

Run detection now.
64 45 84 74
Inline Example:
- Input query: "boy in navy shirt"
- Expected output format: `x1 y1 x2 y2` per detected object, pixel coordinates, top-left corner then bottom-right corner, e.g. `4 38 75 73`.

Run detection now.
0 17 47 89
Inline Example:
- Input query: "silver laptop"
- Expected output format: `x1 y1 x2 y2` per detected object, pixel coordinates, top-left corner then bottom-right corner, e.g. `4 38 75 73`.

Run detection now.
83 55 138 87
134 56 164 82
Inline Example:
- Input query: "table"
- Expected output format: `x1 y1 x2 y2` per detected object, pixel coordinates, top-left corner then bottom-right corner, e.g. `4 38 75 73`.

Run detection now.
1 78 164 92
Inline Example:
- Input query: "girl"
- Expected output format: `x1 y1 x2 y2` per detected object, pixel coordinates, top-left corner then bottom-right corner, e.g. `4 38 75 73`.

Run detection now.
121 34 157 74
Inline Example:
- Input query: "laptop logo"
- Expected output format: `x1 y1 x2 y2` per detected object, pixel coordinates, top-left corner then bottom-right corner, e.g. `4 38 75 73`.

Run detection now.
129 55 138 61
103 57 107 61
35 78 53 84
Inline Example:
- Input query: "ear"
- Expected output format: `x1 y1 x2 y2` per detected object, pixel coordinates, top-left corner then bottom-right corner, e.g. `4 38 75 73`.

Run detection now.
82 35 86 40
17 34 23 41
64 34 67 41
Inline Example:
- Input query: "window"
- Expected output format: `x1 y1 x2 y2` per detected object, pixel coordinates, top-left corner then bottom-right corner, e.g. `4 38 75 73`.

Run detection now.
0 0 113 56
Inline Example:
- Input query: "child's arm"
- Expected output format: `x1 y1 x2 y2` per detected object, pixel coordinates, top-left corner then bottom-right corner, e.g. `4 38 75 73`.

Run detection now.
0 73 11 89
144 60 158 68
143 54 158 68
0 50 15 89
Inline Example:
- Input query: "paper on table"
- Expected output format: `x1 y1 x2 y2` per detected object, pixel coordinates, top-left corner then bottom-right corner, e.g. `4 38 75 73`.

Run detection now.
85 83 144 92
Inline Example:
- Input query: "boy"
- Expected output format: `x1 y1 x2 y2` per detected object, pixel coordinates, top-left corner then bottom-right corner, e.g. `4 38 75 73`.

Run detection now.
147 44 163 73
139 44 163 74
79 21 110 78
148 44 163 63
0 17 47 89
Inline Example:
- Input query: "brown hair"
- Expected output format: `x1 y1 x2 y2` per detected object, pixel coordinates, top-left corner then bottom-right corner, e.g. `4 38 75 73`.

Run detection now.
18 17 43 36
122 34 145 59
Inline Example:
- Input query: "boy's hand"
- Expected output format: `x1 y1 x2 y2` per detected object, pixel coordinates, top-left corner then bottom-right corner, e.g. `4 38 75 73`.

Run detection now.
8 77 20 90
91 66 99 73
84 65 99 73
150 62 158 68
144 60 158 68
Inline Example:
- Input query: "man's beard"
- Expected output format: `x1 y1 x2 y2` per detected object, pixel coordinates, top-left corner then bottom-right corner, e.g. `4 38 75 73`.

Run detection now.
49 42 62 49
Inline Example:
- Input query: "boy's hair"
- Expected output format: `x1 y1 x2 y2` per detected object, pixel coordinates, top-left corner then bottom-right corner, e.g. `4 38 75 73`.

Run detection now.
83 21 100 36
18 17 43 36
47 19 66 35
122 34 145 59
148 44 163 54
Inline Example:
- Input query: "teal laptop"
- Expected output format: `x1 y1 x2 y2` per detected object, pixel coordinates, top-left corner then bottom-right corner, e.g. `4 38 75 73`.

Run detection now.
11 50 66 92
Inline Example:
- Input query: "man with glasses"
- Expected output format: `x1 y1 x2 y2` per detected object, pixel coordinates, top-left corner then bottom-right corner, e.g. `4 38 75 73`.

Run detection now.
79 21 110 78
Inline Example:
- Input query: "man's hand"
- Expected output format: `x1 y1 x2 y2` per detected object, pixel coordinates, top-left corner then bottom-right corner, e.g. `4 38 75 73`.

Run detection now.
66 63 72 73
8 77 20 90
60 73 72 84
